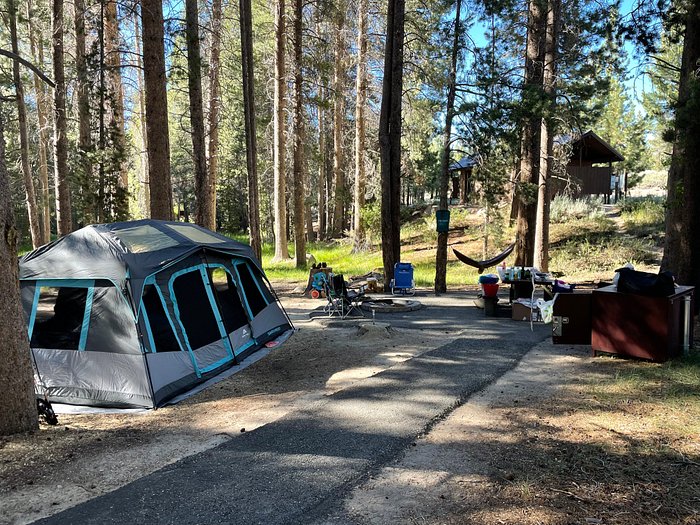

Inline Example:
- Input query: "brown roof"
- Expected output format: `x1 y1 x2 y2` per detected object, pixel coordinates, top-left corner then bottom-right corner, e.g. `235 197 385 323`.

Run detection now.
569 131 625 164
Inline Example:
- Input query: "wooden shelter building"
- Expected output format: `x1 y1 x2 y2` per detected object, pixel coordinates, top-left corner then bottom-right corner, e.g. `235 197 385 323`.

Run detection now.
449 156 477 204
565 131 625 203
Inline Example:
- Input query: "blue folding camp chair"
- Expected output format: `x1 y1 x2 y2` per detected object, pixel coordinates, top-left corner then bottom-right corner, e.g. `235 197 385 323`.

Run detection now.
390 262 415 295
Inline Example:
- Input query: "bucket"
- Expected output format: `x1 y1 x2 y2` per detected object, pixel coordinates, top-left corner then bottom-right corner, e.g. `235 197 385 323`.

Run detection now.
482 283 499 297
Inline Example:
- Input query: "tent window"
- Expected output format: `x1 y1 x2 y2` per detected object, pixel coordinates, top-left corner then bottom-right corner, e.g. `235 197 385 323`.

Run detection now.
142 285 181 352
236 264 268 316
30 287 88 350
172 270 221 350
253 268 275 304
166 223 226 244
113 224 179 253
83 283 140 354
207 269 248 332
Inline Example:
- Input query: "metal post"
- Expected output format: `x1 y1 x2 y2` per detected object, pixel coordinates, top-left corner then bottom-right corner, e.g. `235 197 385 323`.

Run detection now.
683 294 692 356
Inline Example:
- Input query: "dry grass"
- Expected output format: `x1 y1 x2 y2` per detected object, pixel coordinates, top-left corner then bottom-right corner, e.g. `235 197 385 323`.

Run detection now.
473 350 700 525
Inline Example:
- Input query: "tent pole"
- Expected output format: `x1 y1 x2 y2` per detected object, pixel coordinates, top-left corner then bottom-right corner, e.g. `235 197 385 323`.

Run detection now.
201 250 239 366
132 286 158 408
262 273 295 331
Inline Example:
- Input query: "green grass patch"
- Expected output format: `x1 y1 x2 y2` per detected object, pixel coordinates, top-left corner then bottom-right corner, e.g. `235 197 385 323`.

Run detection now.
261 239 484 288
619 197 665 240
262 240 384 282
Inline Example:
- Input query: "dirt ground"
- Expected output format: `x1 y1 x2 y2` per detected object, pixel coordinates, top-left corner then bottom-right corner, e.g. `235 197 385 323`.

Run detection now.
1 292 698 525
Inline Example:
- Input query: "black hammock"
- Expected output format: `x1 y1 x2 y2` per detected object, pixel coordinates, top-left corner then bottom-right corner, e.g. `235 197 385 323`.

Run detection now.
452 242 515 274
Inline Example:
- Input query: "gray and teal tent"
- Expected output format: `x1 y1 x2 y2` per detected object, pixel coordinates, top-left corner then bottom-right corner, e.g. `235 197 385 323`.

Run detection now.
19 219 293 408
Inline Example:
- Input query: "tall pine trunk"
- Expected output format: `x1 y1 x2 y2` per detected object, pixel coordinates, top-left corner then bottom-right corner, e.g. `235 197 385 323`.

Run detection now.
9 0 42 248
134 8 149 218
331 8 346 237
27 0 51 242
142 0 173 220
209 0 221 223
52 0 72 235
662 1 700 288
272 0 290 260
104 0 128 219
317 88 327 241
186 0 213 229
514 0 545 266
379 0 405 291
434 0 462 293
0 111 39 436
292 0 306 268
534 0 559 272
352 0 368 250
238 0 262 260
75 0 94 223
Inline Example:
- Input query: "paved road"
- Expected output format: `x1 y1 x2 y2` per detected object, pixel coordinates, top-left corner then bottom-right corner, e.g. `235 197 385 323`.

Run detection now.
35 295 549 525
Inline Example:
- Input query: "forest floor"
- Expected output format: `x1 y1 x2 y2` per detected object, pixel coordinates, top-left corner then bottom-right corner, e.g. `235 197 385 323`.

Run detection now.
1 289 699 525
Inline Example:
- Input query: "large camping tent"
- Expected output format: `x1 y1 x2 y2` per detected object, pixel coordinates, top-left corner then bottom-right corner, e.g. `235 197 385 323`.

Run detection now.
19 219 293 408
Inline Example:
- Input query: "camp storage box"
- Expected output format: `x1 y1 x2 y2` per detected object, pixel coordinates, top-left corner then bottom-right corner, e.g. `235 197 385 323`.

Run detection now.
512 301 538 321
591 284 695 362
552 291 593 345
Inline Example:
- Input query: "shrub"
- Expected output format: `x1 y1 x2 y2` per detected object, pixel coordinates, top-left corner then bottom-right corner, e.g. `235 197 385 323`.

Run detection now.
550 195 603 223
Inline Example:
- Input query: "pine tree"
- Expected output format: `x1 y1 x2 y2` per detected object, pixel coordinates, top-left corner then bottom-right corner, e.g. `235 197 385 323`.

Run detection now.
52 0 72 235
272 0 290 260
380 0 406 291
292 0 306 268
142 0 173 220
0 111 38 436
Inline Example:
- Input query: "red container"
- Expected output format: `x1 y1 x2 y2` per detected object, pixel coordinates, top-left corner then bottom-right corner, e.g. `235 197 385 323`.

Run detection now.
482 283 499 297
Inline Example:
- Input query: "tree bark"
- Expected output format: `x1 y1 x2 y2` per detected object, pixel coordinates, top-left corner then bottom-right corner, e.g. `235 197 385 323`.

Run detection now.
186 0 213 229
317 89 327 241
662 1 700 288
292 0 306 268
27 0 51 243
209 0 221 227
142 0 173 220
434 0 462 294
352 0 368 250
514 0 545 267
238 0 262 260
0 112 39 436
104 0 128 219
379 0 405 291
75 0 94 223
9 0 42 248
331 8 346 237
533 0 559 272
134 8 149 218
52 0 72 235
272 0 290 260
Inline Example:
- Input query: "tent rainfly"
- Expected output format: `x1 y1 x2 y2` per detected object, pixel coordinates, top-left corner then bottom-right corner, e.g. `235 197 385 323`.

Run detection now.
19 219 293 408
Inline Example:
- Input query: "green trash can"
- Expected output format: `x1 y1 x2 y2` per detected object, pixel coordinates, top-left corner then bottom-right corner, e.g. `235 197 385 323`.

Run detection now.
436 209 450 233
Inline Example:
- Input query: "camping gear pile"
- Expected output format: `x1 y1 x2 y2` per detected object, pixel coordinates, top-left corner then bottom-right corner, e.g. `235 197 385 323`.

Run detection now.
20 219 293 409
